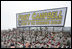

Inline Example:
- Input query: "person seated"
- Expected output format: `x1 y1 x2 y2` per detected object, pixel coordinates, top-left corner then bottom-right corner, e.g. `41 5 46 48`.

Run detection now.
10 43 15 48
25 41 30 48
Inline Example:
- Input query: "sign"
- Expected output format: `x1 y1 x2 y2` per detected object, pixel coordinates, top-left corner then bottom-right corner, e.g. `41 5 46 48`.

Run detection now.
16 7 67 27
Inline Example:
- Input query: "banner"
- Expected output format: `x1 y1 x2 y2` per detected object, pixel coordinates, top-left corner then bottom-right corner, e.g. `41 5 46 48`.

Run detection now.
16 7 67 27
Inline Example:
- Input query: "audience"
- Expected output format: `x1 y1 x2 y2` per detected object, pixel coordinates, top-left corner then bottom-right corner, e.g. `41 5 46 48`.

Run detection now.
1 28 71 48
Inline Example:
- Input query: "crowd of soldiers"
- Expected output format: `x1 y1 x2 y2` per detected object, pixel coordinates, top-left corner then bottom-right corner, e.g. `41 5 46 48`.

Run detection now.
1 27 71 48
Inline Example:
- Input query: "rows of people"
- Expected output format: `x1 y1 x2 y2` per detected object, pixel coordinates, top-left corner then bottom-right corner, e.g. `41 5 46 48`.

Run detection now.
1 28 71 48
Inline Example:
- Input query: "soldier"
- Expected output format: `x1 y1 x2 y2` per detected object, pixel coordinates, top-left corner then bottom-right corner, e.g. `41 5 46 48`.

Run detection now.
25 41 30 48
10 43 15 48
